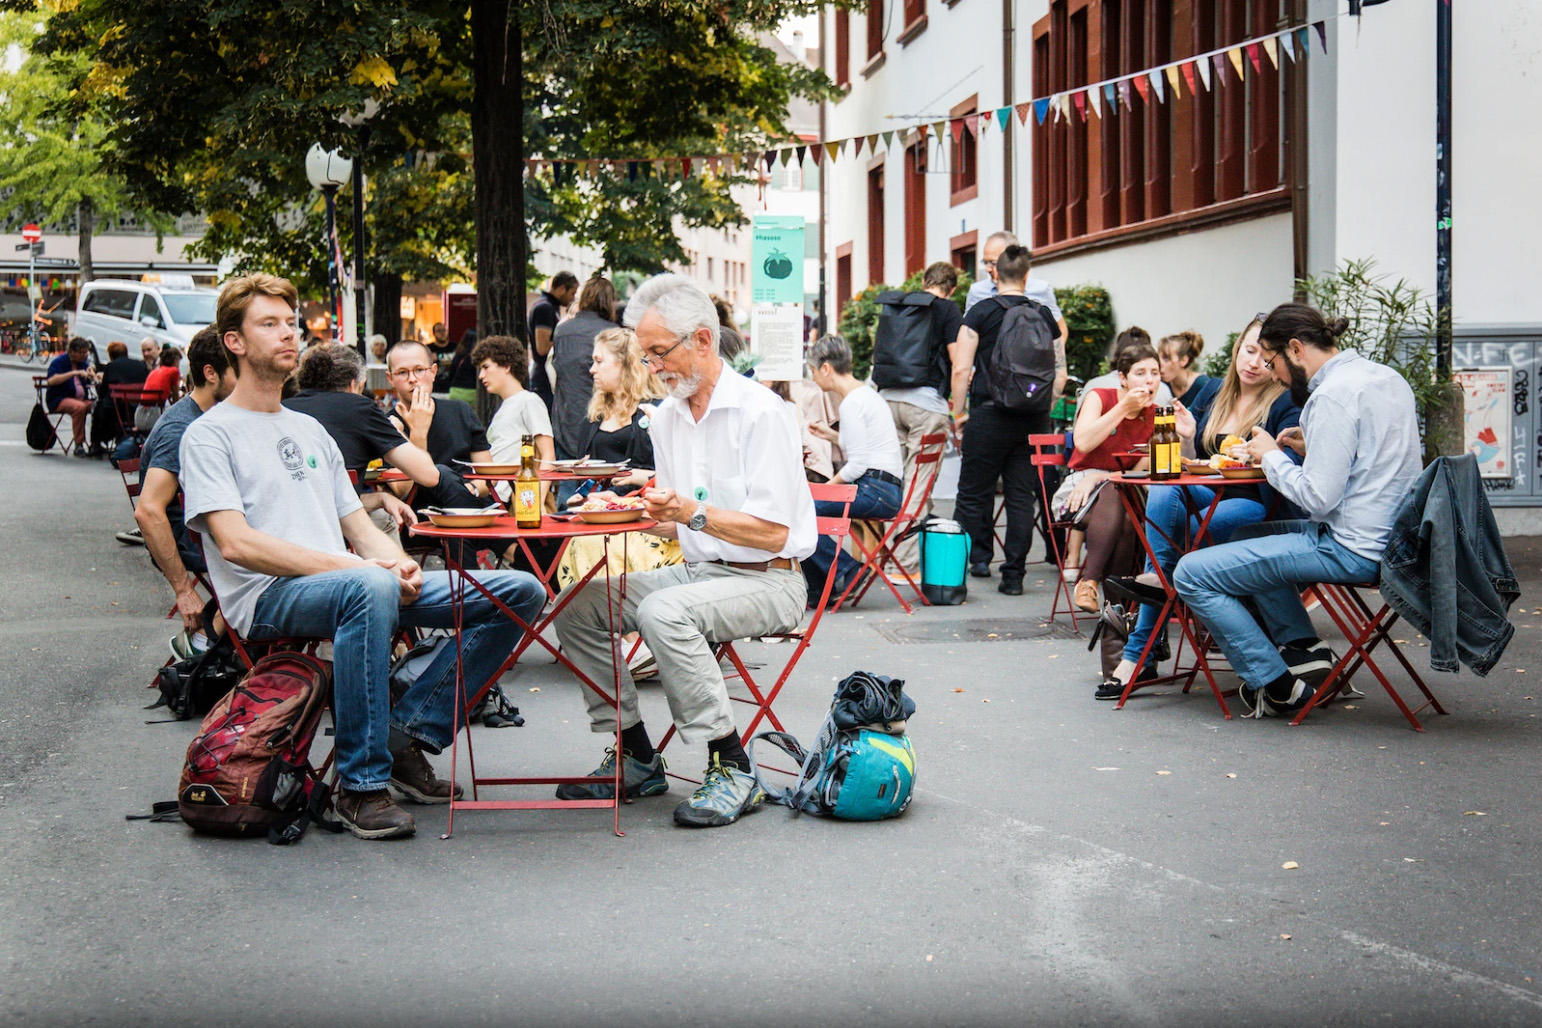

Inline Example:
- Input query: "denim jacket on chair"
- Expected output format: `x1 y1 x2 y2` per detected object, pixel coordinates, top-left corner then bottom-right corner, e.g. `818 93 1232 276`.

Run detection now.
1379 454 1519 676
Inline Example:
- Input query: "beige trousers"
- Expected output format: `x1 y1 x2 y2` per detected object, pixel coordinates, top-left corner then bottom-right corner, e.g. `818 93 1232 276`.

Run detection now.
552 561 807 745
886 400 952 573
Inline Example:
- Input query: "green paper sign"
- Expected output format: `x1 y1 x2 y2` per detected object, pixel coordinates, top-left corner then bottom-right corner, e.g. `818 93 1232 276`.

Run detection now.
751 215 805 306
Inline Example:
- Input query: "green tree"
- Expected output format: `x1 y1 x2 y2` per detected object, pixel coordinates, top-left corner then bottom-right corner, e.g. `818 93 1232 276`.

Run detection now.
0 7 144 282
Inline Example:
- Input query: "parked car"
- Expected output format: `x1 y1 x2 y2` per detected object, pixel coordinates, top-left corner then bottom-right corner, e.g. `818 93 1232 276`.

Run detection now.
73 280 217 365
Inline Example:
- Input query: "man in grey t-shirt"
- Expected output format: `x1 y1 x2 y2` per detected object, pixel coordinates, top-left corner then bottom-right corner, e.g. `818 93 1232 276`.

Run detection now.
181 274 546 840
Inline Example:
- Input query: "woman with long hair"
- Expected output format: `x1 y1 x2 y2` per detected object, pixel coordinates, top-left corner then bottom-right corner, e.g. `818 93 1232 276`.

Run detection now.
1099 314 1303 700
1157 330 1219 410
555 327 680 592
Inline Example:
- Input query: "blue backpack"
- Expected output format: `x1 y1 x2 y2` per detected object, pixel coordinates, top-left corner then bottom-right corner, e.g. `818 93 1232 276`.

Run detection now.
751 671 916 821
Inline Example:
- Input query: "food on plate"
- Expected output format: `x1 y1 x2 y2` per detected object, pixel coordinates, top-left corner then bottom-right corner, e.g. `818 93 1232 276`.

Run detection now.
1218 434 1246 453
578 495 646 513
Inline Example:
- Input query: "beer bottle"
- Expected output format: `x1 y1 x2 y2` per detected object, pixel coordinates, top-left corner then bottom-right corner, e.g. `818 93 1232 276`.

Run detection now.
1151 406 1174 480
1167 406 1185 476
514 434 542 529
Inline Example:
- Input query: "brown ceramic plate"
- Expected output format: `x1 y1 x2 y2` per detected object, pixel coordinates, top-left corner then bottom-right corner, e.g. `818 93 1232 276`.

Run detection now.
576 508 646 525
1217 466 1267 480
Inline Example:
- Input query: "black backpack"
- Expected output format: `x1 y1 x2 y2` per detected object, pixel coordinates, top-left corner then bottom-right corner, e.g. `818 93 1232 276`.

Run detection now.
872 291 946 393
148 603 244 721
26 403 57 451
984 296 1057 415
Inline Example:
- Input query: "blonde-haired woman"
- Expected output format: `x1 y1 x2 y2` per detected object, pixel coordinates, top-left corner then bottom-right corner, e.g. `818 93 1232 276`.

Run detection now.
555 327 680 590
1100 315 1303 700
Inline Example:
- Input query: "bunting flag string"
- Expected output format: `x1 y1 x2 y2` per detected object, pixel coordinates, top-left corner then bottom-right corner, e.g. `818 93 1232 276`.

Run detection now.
521 18 1335 180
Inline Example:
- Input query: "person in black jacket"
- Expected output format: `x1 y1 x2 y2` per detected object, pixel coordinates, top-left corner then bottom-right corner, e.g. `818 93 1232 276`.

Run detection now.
92 339 151 450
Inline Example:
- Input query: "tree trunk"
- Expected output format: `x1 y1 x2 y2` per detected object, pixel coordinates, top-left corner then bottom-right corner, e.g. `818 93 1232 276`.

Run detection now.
77 197 95 284
471 0 527 427
372 271 403 344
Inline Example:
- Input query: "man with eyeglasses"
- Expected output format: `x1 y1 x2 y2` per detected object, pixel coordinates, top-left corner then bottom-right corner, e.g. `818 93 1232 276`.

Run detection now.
964 231 1068 346
551 273 816 829
385 341 494 475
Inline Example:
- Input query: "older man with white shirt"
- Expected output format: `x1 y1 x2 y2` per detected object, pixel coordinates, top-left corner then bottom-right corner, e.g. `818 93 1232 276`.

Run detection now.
552 273 817 828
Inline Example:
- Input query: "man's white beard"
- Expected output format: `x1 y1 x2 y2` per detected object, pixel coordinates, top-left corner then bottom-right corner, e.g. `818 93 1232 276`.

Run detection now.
661 372 701 401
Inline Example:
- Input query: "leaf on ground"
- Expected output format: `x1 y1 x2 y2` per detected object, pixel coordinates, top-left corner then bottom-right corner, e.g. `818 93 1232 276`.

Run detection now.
1093 766 1120 771
1462 810 1487 816
1224 772 1237 779
1279 933 1292 940
952 688 965 693
528 687 541 693
1156 770 1172 776
1281 861 1300 870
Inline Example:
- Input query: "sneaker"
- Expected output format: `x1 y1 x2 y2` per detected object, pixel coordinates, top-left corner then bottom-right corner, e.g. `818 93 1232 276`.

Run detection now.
627 648 660 681
334 788 416 839
390 743 463 804
555 747 668 801
1280 643 1337 688
998 575 1024 596
1237 677 1312 719
115 527 144 546
1095 666 1156 701
672 754 765 828
168 629 208 662
1236 682 1276 719
969 562 992 579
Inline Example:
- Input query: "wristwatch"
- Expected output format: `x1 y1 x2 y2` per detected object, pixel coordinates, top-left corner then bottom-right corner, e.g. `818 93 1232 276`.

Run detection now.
688 501 708 532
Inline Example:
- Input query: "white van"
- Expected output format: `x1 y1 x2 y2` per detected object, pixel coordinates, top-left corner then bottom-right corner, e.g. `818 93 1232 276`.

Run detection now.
73 279 218 364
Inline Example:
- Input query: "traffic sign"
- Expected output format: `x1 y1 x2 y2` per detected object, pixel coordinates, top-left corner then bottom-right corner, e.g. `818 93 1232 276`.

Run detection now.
32 256 72 267
29 242 45 257
13 243 29 252
21 223 42 244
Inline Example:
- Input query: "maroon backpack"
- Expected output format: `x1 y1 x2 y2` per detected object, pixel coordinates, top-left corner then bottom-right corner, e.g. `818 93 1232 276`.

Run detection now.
177 652 338 843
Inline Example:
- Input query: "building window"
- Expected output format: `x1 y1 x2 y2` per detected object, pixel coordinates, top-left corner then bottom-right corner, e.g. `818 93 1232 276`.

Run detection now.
866 0 884 62
835 9 850 86
867 162 886 285
1032 0 1287 252
949 95 978 205
950 229 979 275
905 0 924 25
836 243 854 316
904 141 927 277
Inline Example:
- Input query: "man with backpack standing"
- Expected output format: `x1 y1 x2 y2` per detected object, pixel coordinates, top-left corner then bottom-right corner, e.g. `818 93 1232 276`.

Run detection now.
949 245 1066 595
180 274 547 840
871 262 963 576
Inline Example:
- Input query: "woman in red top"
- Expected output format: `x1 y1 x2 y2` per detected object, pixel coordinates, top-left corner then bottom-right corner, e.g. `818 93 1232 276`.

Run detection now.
1055 343 1161 612
135 345 183 433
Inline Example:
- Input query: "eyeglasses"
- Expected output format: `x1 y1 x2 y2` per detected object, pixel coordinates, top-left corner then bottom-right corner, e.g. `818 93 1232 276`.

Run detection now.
981 259 997 268
641 338 688 368
391 365 436 379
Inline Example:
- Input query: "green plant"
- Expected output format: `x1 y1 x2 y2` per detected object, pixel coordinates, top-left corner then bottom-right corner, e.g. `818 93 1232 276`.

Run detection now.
1053 283 1114 382
1297 258 1443 419
1203 333 1238 378
835 268 973 380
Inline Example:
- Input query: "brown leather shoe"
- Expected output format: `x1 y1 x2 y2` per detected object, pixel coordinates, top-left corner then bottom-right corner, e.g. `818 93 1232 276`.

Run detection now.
1074 578 1100 612
390 743 463 804
335 788 416 839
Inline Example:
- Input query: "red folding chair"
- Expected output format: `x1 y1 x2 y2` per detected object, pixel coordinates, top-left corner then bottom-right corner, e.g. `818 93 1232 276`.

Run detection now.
1030 433 1085 632
656 482 856 775
1289 581 1447 731
117 456 144 517
834 432 947 614
108 383 160 441
30 375 72 454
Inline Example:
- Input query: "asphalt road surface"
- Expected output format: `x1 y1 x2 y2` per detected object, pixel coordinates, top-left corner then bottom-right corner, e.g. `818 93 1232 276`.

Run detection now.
1 363 1539 1027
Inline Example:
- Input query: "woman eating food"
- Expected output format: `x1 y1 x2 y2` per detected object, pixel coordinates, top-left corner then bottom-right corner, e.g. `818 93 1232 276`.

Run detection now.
1098 314 1303 701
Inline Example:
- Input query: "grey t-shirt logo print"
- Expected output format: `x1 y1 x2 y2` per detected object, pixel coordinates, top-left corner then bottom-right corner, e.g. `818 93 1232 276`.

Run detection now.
277 437 304 471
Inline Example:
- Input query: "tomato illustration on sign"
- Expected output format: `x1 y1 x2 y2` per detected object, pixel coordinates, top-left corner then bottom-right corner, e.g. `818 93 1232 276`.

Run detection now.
762 248 793 279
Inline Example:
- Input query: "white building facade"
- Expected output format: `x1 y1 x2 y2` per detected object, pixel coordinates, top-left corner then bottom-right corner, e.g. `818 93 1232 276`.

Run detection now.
818 0 1541 516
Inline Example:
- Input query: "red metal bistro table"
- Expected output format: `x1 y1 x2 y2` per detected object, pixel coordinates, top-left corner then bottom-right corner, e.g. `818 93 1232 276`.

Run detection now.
1105 471 1269 719
409 513 656 837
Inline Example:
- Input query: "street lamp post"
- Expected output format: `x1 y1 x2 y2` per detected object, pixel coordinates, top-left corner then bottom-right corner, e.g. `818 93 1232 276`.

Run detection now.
305 143 353 344
340 101 378 356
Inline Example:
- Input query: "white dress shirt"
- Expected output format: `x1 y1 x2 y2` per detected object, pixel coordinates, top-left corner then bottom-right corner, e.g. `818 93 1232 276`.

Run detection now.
649 362 817 562
835 383 904 482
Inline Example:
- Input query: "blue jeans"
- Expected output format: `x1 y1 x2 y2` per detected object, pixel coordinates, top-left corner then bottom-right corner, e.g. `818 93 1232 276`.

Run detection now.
803 474 902 595
1172 520 1379 689
249 566 546 792
1122 485 1265 667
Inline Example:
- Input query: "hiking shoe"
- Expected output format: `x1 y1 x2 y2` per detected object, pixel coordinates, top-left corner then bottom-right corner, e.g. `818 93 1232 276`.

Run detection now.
168 629 208 662
555 747 668 801
998 576 1024 596
115 527 144 546
673 754 765 828
390 743 463 804
335 788 416 839
1280 644 1337 688
969 562 992 579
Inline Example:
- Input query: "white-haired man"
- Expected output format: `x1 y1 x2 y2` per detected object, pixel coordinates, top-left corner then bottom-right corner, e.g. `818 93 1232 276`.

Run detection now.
964 231 1069 349
552 273 817 828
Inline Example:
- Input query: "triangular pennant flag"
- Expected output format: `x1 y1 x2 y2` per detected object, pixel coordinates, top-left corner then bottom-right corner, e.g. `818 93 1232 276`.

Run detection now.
1149 68 1165 102
1296 27 1310 56
933 121 947 141
1228 47 1245 81
809 143 822 165
1117 79 1132 110
1033 97 1050 124
779 148 792 167
795 144 807 165
882 129 895 147
1133 74 1150 103
950 118 965 144
1059 94 1072 121
1104 82 1118 109
1195 57 1210 91
1314 20 1327 53
1280 30 1296 63
1016 101 1032 124
1262 37 1278 69
1182 61 1198 95
996 107 1011 131
1086 85 1100 118
1213 52 1229 83
1245 42 1262 74
763 151 775 171
851 135 865 157
1072 90 1087 121
1165 65 1181 98
825 141 839 162
967 112 981 135
680 157 692 177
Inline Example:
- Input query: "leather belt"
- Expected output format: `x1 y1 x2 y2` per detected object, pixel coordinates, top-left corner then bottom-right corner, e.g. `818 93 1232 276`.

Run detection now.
862 469 903 488
709 557 800 573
